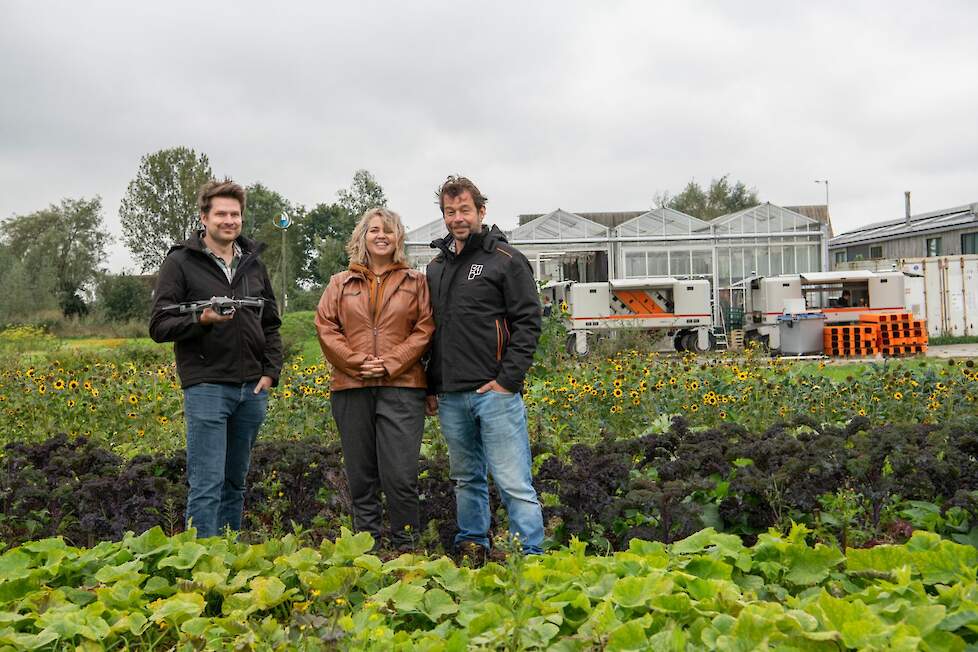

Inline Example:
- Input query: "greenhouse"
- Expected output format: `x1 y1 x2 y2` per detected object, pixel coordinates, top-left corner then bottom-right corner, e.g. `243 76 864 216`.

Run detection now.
406 202 828 314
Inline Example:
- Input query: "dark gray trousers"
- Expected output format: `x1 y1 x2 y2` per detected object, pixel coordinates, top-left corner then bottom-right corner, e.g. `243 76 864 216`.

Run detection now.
331 387 425 548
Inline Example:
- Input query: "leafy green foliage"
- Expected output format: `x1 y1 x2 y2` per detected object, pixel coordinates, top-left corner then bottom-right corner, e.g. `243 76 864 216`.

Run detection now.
0 197 108 319
119 147 213 272
336 169 387 221
96 273 153 323
1 528 978 649
654 175 759 220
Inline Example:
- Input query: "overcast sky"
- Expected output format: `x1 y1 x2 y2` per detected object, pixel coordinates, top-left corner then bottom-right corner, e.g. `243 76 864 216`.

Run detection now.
2 1 977 272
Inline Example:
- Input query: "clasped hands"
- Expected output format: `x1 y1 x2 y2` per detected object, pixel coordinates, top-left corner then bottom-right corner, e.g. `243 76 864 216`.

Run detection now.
358 355 387 380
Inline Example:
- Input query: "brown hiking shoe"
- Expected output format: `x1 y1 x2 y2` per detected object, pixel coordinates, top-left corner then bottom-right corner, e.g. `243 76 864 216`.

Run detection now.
455 541 488 568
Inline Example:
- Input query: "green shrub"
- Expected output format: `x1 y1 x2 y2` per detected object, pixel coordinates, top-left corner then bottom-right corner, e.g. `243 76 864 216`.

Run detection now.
279 310 316 360
97 273 153 323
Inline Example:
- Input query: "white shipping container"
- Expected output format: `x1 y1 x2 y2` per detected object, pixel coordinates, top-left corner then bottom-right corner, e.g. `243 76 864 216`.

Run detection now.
901 256 978 337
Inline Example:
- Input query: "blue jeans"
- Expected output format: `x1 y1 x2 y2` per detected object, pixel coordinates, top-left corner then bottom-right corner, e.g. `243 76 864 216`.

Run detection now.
438 391 544 555
183 381 268 538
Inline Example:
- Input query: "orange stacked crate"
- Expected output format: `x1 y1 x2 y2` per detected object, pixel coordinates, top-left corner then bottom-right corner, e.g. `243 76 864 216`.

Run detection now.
823 323 879 358
860 312 928 357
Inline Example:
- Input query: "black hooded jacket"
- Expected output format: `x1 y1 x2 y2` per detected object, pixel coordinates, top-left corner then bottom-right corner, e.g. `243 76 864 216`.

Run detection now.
426 225 541 394
149 232 283 389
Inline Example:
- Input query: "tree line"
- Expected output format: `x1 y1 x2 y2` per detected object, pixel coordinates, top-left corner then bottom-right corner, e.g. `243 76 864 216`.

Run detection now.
0 144 759 326
0 147 388 325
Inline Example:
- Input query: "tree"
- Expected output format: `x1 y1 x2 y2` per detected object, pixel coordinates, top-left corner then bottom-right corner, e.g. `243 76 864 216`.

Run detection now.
0 197 109 317
243 183 306 302
120 147 213 272
305 170 388 282
0 244 57 321
315 235 349 283
98 274 153 322
302 202 355 284
336 169 387 220
659 175 759 220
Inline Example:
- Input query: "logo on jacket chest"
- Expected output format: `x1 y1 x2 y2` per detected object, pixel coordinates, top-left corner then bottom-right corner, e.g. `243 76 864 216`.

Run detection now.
467 264 484 280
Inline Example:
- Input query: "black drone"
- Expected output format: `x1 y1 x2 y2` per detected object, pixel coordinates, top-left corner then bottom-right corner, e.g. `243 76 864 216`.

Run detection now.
160 296 265 322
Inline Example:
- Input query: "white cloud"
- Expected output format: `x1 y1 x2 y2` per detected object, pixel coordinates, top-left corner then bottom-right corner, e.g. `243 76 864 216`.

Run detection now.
2 0 976 271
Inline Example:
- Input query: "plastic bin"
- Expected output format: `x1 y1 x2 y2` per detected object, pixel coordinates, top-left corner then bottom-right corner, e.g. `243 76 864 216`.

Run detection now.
777 313 826 355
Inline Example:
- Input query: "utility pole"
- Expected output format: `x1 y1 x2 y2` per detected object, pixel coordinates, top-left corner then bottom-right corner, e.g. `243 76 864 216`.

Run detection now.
814 179 829 210
273 212 292 315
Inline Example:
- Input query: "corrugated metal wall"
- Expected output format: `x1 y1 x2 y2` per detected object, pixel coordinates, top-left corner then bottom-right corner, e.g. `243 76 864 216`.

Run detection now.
832 226 978 260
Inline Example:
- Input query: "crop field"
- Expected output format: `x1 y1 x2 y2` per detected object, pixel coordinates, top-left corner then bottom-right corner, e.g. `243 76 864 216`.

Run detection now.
1 318 978 649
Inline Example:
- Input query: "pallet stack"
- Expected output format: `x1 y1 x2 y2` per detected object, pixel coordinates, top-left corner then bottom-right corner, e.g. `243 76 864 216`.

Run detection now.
728 329 745 351
823 323 880 357
860 312 928 357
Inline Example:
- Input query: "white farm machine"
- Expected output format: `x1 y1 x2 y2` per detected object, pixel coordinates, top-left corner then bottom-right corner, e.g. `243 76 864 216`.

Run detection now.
544 277 717 355
743 270 908 351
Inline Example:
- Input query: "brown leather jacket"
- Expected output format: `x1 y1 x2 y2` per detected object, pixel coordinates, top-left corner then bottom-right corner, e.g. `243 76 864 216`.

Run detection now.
315 264 434 391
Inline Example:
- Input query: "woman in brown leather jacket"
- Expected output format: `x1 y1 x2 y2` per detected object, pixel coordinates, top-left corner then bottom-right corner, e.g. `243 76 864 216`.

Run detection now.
315 207 434 552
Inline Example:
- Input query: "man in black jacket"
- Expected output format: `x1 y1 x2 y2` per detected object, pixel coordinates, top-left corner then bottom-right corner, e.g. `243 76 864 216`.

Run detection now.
149 179 282 538
425 176 544 558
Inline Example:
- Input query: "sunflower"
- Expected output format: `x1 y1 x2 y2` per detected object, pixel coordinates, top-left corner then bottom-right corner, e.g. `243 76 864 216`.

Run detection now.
893 392 903 400
67 399 75 408
53 379 65 390
613 388 624 398
128 394 139 405
38 384 46 395
68 380 79 390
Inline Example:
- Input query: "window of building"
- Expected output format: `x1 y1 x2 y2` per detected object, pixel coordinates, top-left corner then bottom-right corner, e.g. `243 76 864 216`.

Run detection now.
962 233 978 255
834 250 847 265
926 237 942 257
870 245 883 259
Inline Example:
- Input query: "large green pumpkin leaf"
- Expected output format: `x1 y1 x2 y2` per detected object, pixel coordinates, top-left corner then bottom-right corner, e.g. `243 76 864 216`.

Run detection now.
420 588 458 621
372 580 426 612
148 592 206 625
783 544 844 586
157 541 208 571
605 618 649 651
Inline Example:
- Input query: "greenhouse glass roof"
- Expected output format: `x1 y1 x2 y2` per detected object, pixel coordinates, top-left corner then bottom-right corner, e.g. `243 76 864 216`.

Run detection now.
713 203 821 235
509 209 608 241
405 218 449 243
613 208 709 237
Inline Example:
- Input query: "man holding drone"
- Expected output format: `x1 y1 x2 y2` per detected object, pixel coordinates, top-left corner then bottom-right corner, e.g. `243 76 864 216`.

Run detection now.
150 179 283 538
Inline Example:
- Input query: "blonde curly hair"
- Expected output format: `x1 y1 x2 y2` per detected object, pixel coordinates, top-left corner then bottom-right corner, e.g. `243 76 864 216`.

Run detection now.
346 207 407 266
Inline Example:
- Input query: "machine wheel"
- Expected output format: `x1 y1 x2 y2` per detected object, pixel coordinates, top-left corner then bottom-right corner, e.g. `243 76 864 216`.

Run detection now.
565 332 589 357
674 330 688 352
681 331 698 352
